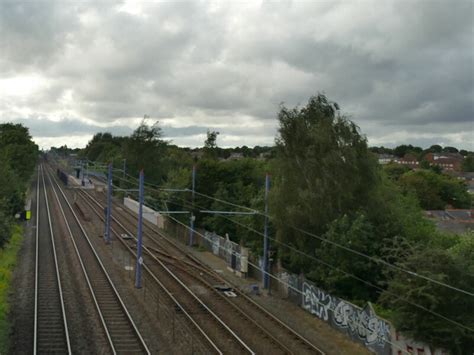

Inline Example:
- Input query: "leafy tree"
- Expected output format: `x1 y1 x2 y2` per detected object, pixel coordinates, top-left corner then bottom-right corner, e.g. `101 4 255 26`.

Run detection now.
369 146 394 155
394 144 422 158
418 160 442 174
271 94 378 273
462 154 474 172
203 130 220 159
82 133 124 162
0 209 11 248
382 233 474 354
443 146 459 153
0 123 38 183
124 119 168 182
428 144 443 153
310 213 381 302
383 162 411 181
399 170 470 209
0 160 23 217
0 123 38 247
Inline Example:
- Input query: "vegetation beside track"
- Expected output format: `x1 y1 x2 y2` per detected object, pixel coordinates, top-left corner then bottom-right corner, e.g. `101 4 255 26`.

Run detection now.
0 225 23 354
51 94 474 352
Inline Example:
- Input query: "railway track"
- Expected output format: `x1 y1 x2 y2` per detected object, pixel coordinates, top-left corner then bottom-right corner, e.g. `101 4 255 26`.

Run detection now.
78 187 325 354
44 166 150 354
76 188 256 354
34 165 71 354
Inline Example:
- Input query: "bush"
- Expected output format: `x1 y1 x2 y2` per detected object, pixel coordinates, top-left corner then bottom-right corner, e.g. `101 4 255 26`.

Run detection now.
0 225 23 354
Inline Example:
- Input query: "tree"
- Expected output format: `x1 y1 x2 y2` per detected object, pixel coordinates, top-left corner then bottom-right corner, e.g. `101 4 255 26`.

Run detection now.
382 233 474 353
271 94 379 273
82 132 124 162
462 154 474 172
369 146 394 155
394 144 422 158
203 130 220 159
311 213 381 302
443 146 459 153
124 119 168 182
383 162 411 181
0 123 38 247
0 123 38 183
0 202 12 248
399 170 470 209
428 144 443 153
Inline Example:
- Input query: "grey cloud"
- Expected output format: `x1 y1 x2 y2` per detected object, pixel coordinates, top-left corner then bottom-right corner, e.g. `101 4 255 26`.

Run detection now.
0 1 81 74
0 1 472 149
9 116 132 138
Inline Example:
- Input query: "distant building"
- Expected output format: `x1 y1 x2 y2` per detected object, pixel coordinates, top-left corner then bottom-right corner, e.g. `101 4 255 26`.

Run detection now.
378 154 395 165
258 152 271 160
445 171 474 194
227 152 244 161
393 154 419 169
425 152 463 171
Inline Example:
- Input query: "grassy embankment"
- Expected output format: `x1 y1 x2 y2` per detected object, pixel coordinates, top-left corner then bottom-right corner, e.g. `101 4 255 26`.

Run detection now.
0 225 23 354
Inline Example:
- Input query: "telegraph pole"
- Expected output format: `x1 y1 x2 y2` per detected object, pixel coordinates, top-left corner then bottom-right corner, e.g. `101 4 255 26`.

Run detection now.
189 165 196 246
263 173 270 289
135 169 144 288
104 163 112 244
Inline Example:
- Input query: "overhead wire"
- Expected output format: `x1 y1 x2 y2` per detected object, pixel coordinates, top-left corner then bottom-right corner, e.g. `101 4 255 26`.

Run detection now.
159 213 435 353
88 158 474 301
189 188 474 297
153 194 474 332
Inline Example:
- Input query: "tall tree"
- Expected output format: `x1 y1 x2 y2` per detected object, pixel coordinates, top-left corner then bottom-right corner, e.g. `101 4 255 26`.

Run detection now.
0 123 38 183
462 154 474 172
271 94 378 273
124 119 168 182
203 130 220 159
381 233 474 353
399 170 470 209
0 123 38 247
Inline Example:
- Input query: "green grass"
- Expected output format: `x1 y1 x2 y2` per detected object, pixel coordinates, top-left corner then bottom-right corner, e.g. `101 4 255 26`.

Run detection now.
0 225 23 354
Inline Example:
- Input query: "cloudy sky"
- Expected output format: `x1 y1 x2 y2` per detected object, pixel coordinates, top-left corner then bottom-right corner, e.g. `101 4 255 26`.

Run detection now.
0 0 473 150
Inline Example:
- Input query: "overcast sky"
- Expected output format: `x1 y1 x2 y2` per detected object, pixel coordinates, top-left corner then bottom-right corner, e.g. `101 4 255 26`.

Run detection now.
0 1 473 150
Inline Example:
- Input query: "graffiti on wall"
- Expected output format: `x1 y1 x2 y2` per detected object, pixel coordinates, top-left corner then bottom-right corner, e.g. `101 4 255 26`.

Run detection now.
301 281 391 354
302 282 334 321
333 301 390 346
203 231 241 271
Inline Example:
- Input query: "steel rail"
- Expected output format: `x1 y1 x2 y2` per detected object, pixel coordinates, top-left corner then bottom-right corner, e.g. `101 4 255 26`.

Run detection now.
34 164 71 354
40 165 72 354
107 190 326 354
76 189 224 355
167 214 328 354
45 166 151 354
33 165 39 354
104 200 296 353
79 188 255 354
45 169 117 354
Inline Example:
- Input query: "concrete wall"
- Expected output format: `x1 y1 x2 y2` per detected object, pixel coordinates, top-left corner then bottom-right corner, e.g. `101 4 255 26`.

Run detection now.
121 197 447 354
123 197 164 228
284 274 391 354
280 272 447 355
